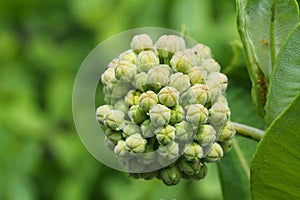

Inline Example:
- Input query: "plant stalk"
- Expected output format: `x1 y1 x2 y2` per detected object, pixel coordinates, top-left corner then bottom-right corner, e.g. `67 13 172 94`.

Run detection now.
232 122 265 142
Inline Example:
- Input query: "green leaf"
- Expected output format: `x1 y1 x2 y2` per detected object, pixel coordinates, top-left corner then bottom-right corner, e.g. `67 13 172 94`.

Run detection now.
251 93 300 199
265 23 300 125
236 0 299 117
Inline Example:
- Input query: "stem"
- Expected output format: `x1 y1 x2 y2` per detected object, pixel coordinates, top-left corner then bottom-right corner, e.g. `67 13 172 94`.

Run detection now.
232 122 265 142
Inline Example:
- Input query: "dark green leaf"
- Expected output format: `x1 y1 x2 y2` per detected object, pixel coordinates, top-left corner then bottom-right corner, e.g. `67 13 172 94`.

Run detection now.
251 93 300 199
265 23 300 125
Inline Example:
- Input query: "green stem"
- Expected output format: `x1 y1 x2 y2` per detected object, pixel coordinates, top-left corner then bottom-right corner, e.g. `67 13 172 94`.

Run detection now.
232 122 265 142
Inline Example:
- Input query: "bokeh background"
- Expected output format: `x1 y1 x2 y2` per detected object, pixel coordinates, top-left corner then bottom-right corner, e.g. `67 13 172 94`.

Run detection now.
0 0 268 199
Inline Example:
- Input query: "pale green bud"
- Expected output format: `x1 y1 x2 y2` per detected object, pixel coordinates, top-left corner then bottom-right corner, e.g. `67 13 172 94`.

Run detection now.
170 104 185 125
170 51 194 73
105 81 130 99
207 72 228 92
139 91 158 112
219 140 232 154
155 35 185 60
209 102 231 125
125 133 147 153
187 84 211 105
96 105 112 122
122 123 141 138
158 86 179 107
107 58 119 69
131 34 153 53
114 99 128 114
192 44 212 62
178 159 201 176
103 110 125 131
218 121 235 142
133 72 151 92
174 120 194 142
169 72 191 93
156 125 176 145
128 105 148 124
105 129 123 145
205 143 224 162
158 142 179 164
137 145 157 165
192 163 207 180
101 67 117 85
141 119 156 138
160 166 181 186
183 142 203 161
115 60 137 82
195 125 216 147
149 104 171 127
147 65 171 90
186 104 208 126
114 140 129 159
201 58 221 74
187 66 207 85
137 50 159 72
119 50 137 64
125 90 141 107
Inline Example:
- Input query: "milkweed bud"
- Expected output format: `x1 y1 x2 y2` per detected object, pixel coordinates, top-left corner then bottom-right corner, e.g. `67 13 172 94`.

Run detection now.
219 140 233 154
122 123 141 138
169 72 191 93
158 86 179 107
139 91 158 112
125 90 141 107
158 142 179 164
137 50 159 72
128 105 148 124
195 125 216 147
147 65 170 90
156 125 176 145
103 110 125 131
131 34 153 53
101 67 117 85
149 104 171 127
119 50 137 64
174 120 194 143
205 143 224 162
160 166 181 186
133 72 149 92
186 104 208 126
170 51 194 73
155 35 185 60
105 129 123 145
170 104 185 125
125 133 147 153
183 142 203 161
218 121 236 142
201 58 221 74
178 159 201 176
192 43 212 61
140 119 156 138
114 99 128 114
187 84 211 105
115 60 137 82
96 105 112 122
209 102 231 126
187 66 207 85
114 140 129 160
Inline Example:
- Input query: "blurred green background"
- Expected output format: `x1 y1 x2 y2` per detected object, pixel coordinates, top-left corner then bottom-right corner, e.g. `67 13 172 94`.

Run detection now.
0 0 261 199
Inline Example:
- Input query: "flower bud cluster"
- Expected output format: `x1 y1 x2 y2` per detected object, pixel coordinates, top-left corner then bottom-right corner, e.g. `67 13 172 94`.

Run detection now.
96 34 235 185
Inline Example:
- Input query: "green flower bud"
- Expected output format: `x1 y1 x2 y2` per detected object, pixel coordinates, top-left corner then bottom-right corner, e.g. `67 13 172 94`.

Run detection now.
125 133 147 153
170 51 194 73
139 91 158 112
158 142 179 164
114 99 129 114
187 84 210 105
115 60 137 82
170 104 185 125
186 104 208 126
119 50 137 64
219 140 232 154
141 119 156 138
192 163 207 180
128 105 148 124
137 145 157 165
195 125 216 147
209 102 231 125
156 125 176 145
178 159 201 176
192 43 212 61
169 72 191 93
101 67 117 85
96 105 112 122
103 110 125 131
201 58 221 74
183 142 203 161
160 166 181 186
207 72 228 92
147 65 171 90
104 136 116 151
140 170 158 180
108 58 119 69
155 35 186 60
158 86 179 107
205 143 224 162
105 128 123 144
131 34 153 53
187 66 207 85
125 90 141 107
133 72 151 92
137 50 159 72
149 104 171 127
218 121 235 142
114 140 129 159
174 120 194 142
105 81 130 99
122 123 141 138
